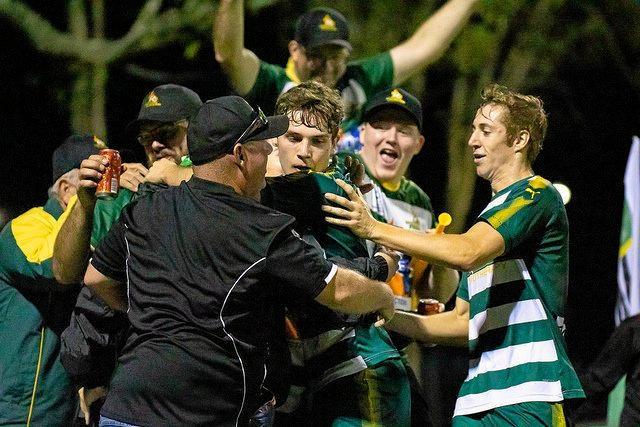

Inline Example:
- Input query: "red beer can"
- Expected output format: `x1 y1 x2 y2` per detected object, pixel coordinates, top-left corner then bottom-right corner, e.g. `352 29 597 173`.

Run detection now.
417 299 440 315
96 149 121 199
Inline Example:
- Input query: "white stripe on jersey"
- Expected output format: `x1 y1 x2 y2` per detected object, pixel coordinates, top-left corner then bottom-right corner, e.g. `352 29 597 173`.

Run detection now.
469 299 548 341
479 191 511 216
468 259 531 299
466 339 559 381
453 380 563 416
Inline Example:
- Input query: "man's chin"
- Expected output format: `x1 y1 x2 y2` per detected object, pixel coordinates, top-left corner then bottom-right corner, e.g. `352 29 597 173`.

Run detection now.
373 166 400 183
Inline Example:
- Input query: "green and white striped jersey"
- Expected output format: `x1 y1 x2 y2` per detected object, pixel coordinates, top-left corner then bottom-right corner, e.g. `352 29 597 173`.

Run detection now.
454 176 584 417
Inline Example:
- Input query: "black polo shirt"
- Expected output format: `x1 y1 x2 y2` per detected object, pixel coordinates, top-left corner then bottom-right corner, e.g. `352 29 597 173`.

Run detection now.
91 176 336 426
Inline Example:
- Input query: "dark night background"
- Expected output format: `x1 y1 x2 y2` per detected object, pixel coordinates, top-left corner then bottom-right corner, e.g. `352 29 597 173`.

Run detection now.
0 0 638 378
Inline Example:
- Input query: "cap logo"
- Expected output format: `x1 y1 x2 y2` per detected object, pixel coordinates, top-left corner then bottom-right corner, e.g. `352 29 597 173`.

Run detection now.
386 89 406 105
145 91 162 108
319 14 338 32
92 135 107 149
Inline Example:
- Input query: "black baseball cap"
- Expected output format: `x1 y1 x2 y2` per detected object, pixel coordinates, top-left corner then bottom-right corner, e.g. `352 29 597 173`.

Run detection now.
187 96 289 166
126 84 203 136
363 88 423 131
294 7 352 51
52 134 106 183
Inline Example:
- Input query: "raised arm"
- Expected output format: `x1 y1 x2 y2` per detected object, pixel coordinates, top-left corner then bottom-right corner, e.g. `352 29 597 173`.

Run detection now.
315 266 395 323
386 296 469 346
390 0 479 85
53 154 107 284
324 179 504 271
213 0 261 95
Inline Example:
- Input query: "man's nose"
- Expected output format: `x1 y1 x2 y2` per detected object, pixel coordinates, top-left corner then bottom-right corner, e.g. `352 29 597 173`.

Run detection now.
467 130 479 147
297 141 311 158
151 140 165 151
384 126 399 143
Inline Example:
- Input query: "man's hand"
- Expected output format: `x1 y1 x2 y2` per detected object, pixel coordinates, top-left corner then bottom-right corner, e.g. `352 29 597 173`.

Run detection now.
342 155 374 194
77 154 109 210
78 386 107 425
374 247 400 281
323 179 379 239
144 158 193 186
119 163 148 192
375 306 396 327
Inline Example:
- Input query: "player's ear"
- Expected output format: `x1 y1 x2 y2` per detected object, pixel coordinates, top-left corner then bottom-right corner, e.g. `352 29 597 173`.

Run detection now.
233 144 244 166
514 130 530 154
288 40 302 59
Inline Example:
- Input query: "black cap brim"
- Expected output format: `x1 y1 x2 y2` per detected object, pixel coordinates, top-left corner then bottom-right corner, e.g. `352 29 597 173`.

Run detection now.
124 119 146 138
248 114 290 142
305 38 352 52
364 104 422 132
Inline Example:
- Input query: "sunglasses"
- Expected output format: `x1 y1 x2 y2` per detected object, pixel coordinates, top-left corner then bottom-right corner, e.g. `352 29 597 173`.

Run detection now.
234 106 268 147
137 122 184 146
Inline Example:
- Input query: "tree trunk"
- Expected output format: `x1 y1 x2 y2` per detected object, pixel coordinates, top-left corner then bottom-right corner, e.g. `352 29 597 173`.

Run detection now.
70 63 93 134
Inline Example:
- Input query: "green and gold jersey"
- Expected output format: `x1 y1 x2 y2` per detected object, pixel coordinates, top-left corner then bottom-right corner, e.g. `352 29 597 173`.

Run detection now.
454 176 584 417
246 52 394 131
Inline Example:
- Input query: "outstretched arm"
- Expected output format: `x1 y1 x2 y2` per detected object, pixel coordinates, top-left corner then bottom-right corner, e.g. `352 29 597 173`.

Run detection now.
315 266 395 323
390 0 479 85
213 0 261 95
386 297 469 346
324 179 504 271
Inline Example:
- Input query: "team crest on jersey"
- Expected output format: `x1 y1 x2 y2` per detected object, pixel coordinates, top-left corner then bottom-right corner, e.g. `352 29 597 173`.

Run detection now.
386 89 406 105
144 91 162 108
319 14 338 32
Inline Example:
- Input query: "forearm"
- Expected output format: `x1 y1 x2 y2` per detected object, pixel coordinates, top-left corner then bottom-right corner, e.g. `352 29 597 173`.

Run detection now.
213 0 259 94
369 222 479 271
386 309 468 346
213 0 244 64
53 199 94 284
328 254 391 282
391 0 479 85
317 267 394 316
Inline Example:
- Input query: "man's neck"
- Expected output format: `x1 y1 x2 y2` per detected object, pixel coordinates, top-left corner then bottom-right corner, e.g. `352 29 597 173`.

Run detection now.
193 161 243 195
490 165 534 194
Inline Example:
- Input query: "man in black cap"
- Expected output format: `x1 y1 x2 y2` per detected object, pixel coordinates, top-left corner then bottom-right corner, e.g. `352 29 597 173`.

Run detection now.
54 83 203 284
0 134 102 425
345 87 462 425
81 95 395 426
52 84 202 425
214 0 478 134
